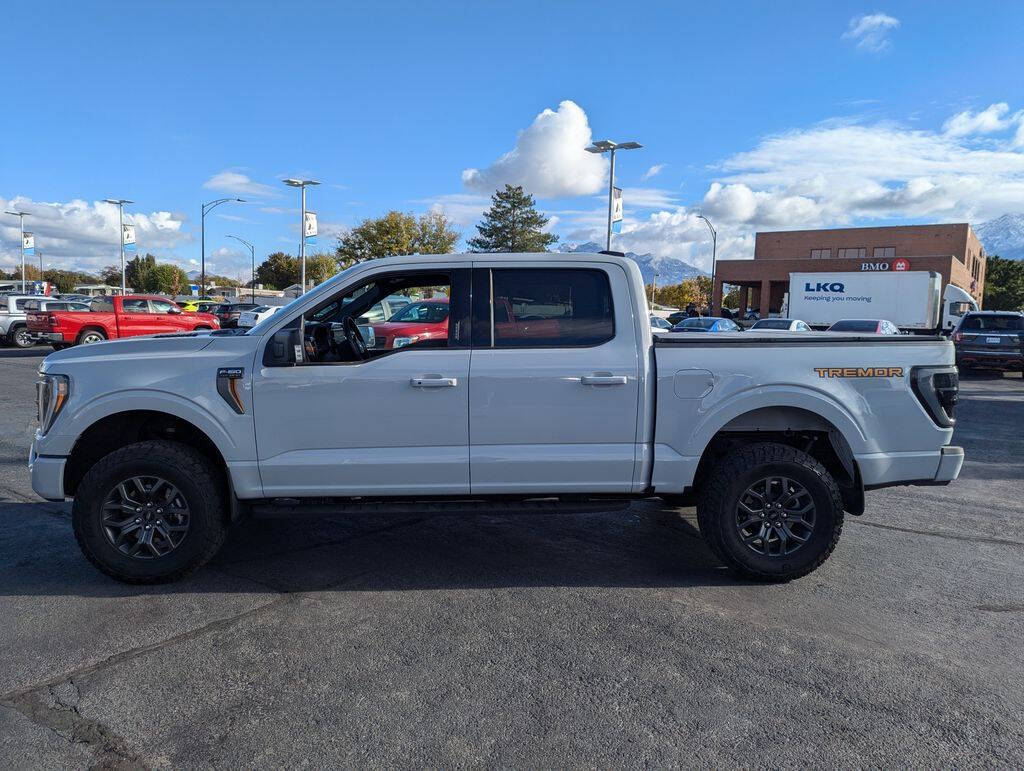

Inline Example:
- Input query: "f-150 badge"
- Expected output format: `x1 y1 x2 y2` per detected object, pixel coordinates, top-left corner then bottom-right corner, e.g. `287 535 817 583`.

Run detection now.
814 367 904 378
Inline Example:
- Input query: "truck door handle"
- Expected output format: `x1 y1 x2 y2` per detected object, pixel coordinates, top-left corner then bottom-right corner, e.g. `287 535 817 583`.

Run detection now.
580 373 628 386
410 375 458 388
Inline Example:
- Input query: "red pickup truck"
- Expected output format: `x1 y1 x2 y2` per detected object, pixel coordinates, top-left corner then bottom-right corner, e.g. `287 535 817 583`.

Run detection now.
28 294 220 348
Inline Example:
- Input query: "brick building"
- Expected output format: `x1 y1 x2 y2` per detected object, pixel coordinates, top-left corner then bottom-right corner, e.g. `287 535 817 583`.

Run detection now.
712 223 986 317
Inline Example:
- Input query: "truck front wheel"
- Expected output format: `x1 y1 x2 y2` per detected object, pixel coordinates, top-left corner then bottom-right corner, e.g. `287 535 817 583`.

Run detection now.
697 442 844 581
72 440 228 583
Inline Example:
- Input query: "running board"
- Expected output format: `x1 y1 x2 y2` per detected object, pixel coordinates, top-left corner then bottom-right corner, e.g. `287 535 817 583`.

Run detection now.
248 496 634 519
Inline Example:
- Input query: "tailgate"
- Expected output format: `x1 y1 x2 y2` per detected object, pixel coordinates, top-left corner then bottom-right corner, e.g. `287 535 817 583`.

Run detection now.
26 313 51 332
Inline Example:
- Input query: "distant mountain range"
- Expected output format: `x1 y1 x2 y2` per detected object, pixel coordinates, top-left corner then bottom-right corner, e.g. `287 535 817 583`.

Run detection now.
976 213 1024 261
561 242 707 284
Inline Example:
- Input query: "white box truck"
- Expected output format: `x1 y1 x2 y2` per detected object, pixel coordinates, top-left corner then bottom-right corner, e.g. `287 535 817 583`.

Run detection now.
786 271 977 333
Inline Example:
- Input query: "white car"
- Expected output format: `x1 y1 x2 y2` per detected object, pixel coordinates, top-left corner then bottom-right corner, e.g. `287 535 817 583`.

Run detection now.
237 305 282 328
650 315 672 331
31 251 963 584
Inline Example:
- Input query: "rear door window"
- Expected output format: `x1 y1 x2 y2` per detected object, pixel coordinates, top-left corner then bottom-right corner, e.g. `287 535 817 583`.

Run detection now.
961 315 1024 331
474 268 614 348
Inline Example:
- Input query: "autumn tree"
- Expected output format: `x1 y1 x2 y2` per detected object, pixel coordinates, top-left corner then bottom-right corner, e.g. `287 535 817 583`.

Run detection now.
336 210 459 267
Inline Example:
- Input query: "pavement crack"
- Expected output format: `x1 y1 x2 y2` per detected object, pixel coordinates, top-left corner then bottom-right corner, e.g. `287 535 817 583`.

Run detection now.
850 518 1024 549
975 603 1024 612
4 682 143 769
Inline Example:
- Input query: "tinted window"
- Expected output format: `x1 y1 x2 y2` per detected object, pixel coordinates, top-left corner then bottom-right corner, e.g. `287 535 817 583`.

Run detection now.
752 319 792 330
486 269 614 348
91 298 114 312
961 314 1024 331
829 320 878 332
150 300 176 313
678 317 716 329
122 299 150 313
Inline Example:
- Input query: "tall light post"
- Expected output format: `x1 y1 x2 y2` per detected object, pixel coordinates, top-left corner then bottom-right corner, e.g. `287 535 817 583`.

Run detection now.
226 234 256 302
201 198 245 298
103 199 133 294
283 179 320 294
696 212 717 313
4 209 30 292
585 139 642 251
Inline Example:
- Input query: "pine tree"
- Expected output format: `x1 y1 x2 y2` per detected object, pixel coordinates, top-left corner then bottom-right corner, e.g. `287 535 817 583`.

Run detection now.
467 185 558 253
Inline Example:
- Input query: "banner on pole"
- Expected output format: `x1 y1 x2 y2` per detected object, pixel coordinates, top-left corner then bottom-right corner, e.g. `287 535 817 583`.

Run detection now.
611 187 623 233
23 233 35 256
122 224 137 252
304 211 318 245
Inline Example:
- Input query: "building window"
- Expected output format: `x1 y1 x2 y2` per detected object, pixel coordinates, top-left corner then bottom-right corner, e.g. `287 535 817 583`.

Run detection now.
837 248 866 260
810 249 831 259
873 247 895 259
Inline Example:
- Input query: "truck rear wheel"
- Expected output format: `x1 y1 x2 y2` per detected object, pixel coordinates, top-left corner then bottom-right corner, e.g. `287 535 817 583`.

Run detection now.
697 442 844 581
72 440 228 584
78 329 107 345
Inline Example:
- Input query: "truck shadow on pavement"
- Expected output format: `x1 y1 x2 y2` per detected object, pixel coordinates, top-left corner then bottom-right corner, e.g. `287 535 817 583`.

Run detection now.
0 500 746 597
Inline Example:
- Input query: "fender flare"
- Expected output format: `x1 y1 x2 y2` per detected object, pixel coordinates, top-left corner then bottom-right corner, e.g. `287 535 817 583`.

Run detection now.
55 388 243 461
688 385 870 461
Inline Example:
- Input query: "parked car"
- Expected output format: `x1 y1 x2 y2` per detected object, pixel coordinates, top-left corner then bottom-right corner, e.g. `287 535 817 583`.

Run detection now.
180 299 222 313
650 315 672 331
671 316 742 333
370 297 450 349
750 318 813 332
213 303 262 328
27 294 219 348
0 295 44 348
238 305 283 328
30 252 963 584
827 319 901 335
952 311 1024 373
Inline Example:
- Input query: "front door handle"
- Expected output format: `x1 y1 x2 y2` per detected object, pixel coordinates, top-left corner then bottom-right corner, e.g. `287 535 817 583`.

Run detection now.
580 373 628 386
410 375 458 388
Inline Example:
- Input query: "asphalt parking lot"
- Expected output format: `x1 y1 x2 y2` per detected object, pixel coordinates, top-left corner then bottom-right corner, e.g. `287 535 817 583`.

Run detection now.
0 347 1021 768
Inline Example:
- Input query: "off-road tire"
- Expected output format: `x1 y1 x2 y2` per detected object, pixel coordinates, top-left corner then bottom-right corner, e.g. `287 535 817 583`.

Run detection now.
697 442 844 582
72 440 228 584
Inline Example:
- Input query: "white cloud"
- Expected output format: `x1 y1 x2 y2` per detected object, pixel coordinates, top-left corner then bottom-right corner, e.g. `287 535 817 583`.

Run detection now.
462 100 606 198
1 196 189 273
425 193 491 227
842 12 900 53
641 164 666 180
943 102 1024 146
560 103 1024 267
202 170 278 198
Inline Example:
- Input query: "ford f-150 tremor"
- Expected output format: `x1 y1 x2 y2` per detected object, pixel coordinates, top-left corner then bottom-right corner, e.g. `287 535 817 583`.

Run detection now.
29 252 963 583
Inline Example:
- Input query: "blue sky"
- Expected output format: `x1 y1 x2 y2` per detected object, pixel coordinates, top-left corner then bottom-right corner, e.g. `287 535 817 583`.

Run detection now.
2 0 1023 279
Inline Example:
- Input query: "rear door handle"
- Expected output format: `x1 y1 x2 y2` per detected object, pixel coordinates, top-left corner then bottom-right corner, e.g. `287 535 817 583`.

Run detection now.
580 373 628 385
410 376 458 388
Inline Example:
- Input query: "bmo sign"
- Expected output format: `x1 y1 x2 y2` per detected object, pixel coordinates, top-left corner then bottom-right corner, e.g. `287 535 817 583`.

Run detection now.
861 258 911 272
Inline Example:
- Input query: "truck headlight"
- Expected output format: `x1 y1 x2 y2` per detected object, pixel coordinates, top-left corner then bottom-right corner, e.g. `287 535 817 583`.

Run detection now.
37 374 70 435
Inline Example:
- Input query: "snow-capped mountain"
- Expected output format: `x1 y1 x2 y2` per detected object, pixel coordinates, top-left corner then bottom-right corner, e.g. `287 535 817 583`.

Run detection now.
561 242 707 284
976 214 1024 261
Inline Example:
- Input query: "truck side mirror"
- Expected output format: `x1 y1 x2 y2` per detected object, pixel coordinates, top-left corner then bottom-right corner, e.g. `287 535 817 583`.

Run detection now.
264 327 302 366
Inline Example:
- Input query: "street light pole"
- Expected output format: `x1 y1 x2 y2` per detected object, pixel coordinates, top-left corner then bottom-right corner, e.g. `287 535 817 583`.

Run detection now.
4 210 30 292
585 140 642 251
200 198 245 298
103 199 133 294
696 213 717 313
283 179 320 294
226 235 256 302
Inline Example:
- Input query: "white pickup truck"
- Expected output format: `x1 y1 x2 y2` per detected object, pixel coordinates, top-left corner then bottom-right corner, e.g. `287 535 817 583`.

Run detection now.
30 252 963 584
